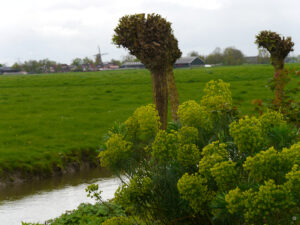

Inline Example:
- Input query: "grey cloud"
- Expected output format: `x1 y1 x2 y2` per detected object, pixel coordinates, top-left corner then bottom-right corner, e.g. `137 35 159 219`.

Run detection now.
1 0 300 65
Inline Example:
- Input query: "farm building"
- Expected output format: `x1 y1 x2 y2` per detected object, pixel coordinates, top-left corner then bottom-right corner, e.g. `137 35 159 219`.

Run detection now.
0 67 23 75
244 56 258 64
102 63 120 70
120 62 145 69
174 57 205 68
120 57 205 69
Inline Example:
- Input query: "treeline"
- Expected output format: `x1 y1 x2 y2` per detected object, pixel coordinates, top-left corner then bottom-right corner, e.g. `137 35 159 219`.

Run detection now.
12 59 66 74
188 47 246 65
10 57 122 74
189 47 300 65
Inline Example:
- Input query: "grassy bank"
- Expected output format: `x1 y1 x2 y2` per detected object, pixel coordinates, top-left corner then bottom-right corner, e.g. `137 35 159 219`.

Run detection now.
22 202 126 225
1 64 300 179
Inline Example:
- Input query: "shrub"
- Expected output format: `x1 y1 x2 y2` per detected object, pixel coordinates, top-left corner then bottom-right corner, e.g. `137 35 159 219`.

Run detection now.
243 147 291 184
151 130 179 164
210 161 238 191
102 216 135 225
177 144 201 170
178 126 199 145
177 100 211 130
200 79 232 112
229 116 263 155
198 141 229 179
44 202 125 225
125 104 161 142
98 134 133 174
260 110 286 133
99 79 300 225
177 173 214 214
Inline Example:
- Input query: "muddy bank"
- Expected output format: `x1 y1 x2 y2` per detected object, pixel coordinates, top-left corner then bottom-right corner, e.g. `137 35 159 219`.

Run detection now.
0 149 101 188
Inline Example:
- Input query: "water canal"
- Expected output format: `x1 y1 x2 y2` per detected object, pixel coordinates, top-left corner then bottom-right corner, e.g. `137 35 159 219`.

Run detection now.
0 168 120 225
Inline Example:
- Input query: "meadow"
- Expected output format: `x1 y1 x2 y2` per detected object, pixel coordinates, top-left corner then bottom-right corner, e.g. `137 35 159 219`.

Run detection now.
1 64 300 178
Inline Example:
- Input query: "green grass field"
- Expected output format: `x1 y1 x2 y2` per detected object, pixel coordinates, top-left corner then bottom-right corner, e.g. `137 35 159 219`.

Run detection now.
1 64 300 177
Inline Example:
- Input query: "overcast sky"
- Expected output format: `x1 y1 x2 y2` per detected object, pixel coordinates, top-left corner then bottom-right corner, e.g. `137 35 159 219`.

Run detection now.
1 0 300 65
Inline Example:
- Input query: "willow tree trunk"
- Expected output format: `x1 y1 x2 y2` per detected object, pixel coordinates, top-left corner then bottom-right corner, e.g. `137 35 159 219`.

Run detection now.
166 65 179 121
151 71 168 130
271 57 285 109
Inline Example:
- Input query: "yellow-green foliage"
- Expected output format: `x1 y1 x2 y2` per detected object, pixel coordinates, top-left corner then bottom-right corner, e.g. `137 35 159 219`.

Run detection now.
151 130 179 163
177 144 201 169
229 116 263 155
102 216 133 225
125 104 161 141
247 180 294 223
260 110 286 133
226 180 295 225
210 161 238 191
114 175 153 214
201 141 228 157
198 141 228 178
96 76 300 224
285 164 300 199
243 147 291 183
200 79 232 111
281 142 300 165
178 100 211 129
224 142 300 224
178 126 199 145
225 188 245 215
98 134 133 171
177 173 215 214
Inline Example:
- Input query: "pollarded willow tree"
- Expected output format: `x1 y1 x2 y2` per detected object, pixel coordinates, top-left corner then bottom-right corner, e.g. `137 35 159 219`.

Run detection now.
255 30 294 71
112 13 182 129
255 30 294 107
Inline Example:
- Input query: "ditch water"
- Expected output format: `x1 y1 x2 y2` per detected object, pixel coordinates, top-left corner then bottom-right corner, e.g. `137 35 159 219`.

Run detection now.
0 168 121 225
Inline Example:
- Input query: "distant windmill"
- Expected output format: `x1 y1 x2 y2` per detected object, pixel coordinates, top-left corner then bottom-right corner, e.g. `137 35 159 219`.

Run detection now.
94 46 108 67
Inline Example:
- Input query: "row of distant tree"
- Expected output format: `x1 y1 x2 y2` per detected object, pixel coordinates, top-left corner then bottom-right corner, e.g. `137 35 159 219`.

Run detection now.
187 47 300 65
12 59 66 74
10 57 122 74
4 48 300 74
187 47 260 65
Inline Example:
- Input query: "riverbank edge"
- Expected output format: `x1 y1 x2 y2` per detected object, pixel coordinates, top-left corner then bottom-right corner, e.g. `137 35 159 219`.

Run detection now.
0 148 100 188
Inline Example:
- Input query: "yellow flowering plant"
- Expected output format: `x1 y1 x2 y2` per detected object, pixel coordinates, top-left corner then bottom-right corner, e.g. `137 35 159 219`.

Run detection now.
125 104 161 142
200 79 232 112
98 79 300 225
178 100 211 130
229 116 263 155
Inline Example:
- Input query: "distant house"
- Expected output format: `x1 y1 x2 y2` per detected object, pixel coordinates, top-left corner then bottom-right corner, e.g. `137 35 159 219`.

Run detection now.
49 66 56 73
120 62 145 69
174 57 205 68
120 57 205 70
60 64 70 72
81 64 98 72
285 57 298 63
102 63 119 70
0 67 24 75
245 56 258 64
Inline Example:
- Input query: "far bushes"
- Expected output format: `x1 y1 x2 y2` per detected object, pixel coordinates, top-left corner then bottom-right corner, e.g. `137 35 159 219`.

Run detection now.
205 47 245 65
223 47 245 65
